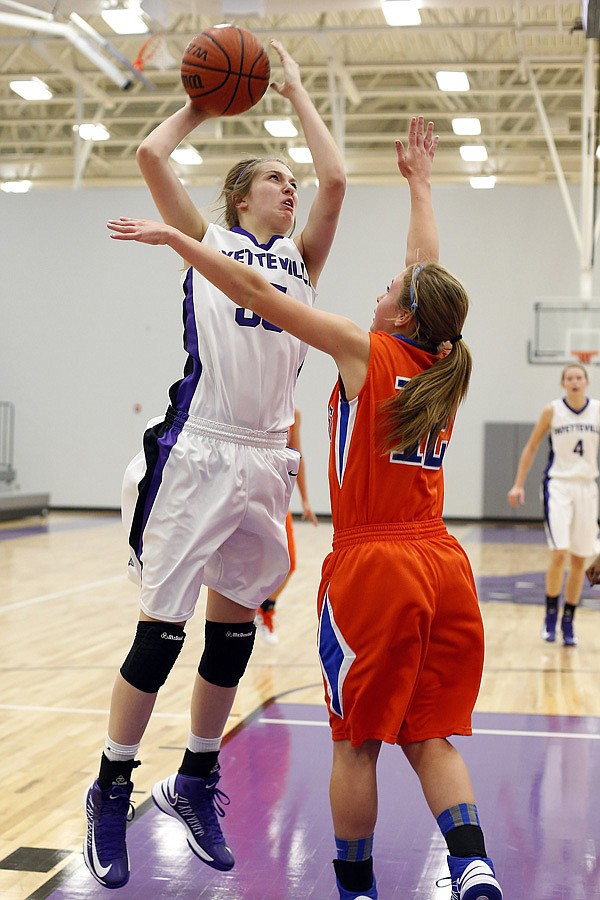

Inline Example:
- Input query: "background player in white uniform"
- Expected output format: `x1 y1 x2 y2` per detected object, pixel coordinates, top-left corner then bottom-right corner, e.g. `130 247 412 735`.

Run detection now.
508 364 600 646
83 39 345 890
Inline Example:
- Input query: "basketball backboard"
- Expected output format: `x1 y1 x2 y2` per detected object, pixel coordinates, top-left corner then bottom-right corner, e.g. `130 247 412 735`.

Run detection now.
529 299 600 365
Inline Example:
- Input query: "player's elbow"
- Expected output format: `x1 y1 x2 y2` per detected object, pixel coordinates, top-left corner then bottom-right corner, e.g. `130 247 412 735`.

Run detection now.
136 142 161 173
323 171 347 203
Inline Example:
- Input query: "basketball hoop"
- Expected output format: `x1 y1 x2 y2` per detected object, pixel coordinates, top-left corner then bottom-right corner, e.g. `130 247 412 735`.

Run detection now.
133 34 175 72
572 350 599 365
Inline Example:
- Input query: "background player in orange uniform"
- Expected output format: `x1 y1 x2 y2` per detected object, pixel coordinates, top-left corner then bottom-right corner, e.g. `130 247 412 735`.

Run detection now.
108 114 502 900
256 407 318 643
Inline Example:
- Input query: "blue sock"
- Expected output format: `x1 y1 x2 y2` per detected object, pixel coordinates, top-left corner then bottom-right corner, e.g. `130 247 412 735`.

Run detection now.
335 834 374 862
334 835 374 892
437 804 486 858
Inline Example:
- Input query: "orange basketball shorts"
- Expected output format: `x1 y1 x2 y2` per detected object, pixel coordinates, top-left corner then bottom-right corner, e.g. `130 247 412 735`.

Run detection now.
316 521 485 747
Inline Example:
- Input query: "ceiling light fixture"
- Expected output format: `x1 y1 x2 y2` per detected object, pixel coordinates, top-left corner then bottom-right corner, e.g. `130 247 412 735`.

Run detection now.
101 3 149 35
288 147 313 164
264 119 298 138
76 123 110 141
452 117 481 136
436 71 470 92
1 180 32 193
470 175 496 190
460 145 488 162
381 0 422 26
9 77 52 100
170 146 203 165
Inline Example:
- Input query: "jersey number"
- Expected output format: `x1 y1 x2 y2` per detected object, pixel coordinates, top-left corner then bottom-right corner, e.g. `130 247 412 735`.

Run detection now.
391 433 449 470
234 284 287 333
573 439 584 456
389 375 448 471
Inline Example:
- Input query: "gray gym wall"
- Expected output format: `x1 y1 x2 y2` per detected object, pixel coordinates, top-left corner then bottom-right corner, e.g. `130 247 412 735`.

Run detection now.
1 180 597 518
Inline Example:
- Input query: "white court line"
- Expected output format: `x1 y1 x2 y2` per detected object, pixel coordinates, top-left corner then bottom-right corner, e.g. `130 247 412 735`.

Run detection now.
414 831 452 899
474 726 600 740
259 717 600 740
0 703 188 718
0 574 126 613
4 710 598 738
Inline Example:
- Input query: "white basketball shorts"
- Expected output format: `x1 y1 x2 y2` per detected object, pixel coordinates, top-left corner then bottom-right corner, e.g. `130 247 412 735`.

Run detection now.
541 477 600 558
122 412 299 622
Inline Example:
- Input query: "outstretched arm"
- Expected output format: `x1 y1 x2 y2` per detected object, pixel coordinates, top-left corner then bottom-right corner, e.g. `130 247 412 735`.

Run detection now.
269 40 346 285
396 115 439 266
136 100 213 242
107 217 369 378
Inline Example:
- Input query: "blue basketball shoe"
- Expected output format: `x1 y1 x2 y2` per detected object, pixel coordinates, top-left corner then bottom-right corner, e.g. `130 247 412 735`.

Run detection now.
83 779 134 889
336 875 378 899
541 608 557 642
446 856 502 899
152 769 234 871
561 615 578 646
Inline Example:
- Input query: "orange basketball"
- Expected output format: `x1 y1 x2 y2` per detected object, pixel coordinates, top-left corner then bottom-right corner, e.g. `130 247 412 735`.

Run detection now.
181 25 271 117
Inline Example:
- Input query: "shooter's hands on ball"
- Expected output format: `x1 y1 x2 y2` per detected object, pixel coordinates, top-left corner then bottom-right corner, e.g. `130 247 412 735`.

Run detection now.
182 94 216 124
268 39 302 99
108 217 172 245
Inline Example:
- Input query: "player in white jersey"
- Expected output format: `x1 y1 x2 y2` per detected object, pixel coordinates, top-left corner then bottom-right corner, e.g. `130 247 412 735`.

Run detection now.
83 39 345 890
508 364 600 647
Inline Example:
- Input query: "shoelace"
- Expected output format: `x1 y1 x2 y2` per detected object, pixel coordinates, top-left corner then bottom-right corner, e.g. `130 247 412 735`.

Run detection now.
209 784 230 817
184 781 231 842
94 789 135 857
435 875 459 898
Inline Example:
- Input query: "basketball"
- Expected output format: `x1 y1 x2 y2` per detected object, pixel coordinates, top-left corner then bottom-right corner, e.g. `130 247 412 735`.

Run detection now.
181 25 271 117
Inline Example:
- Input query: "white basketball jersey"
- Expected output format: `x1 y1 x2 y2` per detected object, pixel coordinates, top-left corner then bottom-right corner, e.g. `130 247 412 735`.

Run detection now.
167 223 316 433
546 397 600 480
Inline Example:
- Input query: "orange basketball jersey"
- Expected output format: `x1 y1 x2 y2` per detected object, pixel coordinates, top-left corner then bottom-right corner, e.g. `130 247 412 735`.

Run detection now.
327 331 454 529
318 332 482 746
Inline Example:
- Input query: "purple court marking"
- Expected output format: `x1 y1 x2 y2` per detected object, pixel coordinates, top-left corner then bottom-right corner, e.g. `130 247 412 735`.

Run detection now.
455 522 548 545
0 514 120 542
42 703 600 900
475 570 600 609
0 524 49 541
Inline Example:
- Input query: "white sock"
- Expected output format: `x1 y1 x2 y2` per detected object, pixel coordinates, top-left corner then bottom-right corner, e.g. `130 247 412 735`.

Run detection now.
187 731 222 754
104 736 140 762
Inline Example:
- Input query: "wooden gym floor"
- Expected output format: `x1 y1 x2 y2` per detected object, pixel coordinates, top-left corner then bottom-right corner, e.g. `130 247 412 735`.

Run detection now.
1 511 599 899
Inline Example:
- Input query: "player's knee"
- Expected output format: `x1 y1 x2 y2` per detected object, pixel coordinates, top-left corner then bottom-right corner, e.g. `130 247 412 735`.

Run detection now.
120 621 186 693
198 620 256 688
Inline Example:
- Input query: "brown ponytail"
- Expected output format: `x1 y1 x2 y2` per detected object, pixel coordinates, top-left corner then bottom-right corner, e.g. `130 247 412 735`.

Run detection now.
377 262 472 455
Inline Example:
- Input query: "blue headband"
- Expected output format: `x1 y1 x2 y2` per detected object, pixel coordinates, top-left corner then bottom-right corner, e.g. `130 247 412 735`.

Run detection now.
234 161 256 185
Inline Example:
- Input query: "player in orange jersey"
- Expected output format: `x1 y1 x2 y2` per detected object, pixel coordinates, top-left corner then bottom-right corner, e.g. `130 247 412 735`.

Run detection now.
107 115 502 900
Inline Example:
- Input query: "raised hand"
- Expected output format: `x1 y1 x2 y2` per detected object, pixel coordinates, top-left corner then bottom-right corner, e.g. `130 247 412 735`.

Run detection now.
396 115 439 182
269 39 302 98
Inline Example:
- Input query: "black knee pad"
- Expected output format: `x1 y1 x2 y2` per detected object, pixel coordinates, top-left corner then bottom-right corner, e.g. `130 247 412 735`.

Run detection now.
120 621 186 693
198 620 256 688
